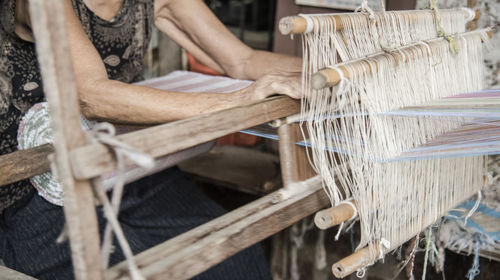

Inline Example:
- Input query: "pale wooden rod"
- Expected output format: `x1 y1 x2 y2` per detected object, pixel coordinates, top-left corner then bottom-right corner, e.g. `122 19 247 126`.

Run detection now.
314 202 357 230
0 96 299 187
29 0 103 279
332 243 383 278
277 122 316 189
279 8 480 35
105 175 329 280
69 96 299 180
312 29 493 89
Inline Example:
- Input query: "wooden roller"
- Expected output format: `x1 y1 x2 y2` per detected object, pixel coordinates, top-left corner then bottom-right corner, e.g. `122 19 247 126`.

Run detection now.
279 15 344 35
279 9 480 35
314 202 357 230
332 242 388 278
312 29 494 89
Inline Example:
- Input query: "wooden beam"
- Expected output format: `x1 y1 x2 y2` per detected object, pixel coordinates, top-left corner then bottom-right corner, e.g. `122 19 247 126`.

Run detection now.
278 122 315 188
70 96 300 180
0 266 37 280
0 144 52 186
0 97 298 187
106 175 329 280
29 0 103 279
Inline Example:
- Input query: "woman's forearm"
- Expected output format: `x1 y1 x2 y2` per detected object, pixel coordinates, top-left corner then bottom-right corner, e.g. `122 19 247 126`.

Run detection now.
79 79 249 124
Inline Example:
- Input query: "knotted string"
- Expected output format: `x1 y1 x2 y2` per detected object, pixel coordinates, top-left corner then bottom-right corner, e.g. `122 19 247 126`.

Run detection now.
91 122 154 280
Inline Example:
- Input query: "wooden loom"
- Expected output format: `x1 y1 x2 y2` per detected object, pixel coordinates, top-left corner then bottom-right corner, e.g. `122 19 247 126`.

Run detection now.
0 0 329 279
0 1 493 280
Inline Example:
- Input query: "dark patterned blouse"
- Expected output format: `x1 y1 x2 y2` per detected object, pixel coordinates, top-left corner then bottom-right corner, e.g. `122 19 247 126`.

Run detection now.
0 0 154 212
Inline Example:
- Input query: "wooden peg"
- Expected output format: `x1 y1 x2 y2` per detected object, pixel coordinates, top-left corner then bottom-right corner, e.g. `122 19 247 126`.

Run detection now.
314 202 357 230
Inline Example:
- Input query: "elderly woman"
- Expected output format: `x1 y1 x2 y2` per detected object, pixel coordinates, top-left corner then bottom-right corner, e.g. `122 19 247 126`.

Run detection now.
0 0 302 279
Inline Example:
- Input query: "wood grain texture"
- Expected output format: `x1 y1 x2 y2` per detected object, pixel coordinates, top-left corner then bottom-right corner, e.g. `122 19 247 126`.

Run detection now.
0 144 53 186
29 0 103 279
70 96 300 180
106 176 329 280
278 122 316 188
0 266 37 280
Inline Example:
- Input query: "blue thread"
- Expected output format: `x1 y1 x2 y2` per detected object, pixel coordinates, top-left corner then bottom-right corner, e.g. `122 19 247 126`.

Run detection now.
466 235 482 280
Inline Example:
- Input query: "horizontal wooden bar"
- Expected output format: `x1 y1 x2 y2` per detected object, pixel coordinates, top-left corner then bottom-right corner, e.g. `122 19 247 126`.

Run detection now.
0 266 37 280
0 144 53 186
0 96 299 186
279 9 479 35
106 175 329 280
332 244 378 278
314 202 357 230
312 29 493 89
71 96 300 180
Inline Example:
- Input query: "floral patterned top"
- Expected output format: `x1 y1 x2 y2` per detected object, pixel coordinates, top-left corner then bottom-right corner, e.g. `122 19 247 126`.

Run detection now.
0 0 153 212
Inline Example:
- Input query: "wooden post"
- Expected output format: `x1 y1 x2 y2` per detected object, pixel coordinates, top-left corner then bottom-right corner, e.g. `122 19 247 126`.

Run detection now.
277 122 316 189
314 202 357 230
29 0 103 279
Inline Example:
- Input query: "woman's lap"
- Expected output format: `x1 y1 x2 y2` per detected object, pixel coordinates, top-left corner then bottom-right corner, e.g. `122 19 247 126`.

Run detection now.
0 167 271 280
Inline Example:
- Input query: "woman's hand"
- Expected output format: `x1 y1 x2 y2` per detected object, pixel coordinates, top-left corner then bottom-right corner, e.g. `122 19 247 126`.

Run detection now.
236 71 303 102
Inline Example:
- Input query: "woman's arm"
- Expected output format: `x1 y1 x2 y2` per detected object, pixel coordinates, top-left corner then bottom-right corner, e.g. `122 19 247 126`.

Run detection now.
55 0 300 124
154 0 302 80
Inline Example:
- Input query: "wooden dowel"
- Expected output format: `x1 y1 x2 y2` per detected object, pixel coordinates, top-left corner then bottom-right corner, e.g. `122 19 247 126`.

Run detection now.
279 15 344 35
312 29 493 89
314 202 357 230
332 245 377 278
279 9 480 35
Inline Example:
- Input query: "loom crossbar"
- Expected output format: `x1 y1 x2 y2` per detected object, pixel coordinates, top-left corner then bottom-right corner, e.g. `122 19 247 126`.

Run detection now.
0 97 299 187
312 29 493 89
105 176 328 280
279 8 480 35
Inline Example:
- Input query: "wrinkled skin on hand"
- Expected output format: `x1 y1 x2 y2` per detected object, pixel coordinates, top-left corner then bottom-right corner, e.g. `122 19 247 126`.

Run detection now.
240 71 303 101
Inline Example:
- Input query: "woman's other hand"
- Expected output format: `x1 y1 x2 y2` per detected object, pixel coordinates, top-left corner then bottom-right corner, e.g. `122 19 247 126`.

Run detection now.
237 71 303 102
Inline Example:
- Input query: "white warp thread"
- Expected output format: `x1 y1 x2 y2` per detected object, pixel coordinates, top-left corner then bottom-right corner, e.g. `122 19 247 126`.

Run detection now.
300 9 488 266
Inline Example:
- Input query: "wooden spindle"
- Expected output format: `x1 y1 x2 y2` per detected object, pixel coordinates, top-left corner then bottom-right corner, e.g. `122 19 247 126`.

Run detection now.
314 202 357 230
311 29 493 89
279 9 480 35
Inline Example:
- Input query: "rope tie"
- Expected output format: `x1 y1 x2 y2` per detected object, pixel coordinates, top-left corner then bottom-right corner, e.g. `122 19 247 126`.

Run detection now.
355 0 376 22
429 0 459 54
356 267 367 278
378 238 391 259
334 199 358 240
327 66 349 110
91 122 154 280
299 14 314 34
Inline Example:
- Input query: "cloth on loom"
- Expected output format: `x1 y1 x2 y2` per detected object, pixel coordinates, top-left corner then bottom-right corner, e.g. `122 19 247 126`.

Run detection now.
17 71 253 206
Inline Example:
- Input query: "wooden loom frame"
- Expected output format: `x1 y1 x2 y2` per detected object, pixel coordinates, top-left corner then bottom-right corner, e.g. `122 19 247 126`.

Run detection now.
0 0 329 279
